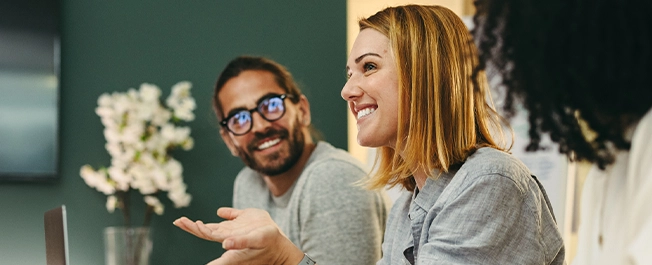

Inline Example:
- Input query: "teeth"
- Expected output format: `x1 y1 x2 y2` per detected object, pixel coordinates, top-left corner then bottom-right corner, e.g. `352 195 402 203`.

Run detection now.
258 138 281 150
357 107 376 119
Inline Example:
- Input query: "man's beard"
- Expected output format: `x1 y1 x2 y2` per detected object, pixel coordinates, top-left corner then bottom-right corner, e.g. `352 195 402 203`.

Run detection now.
235 119 305 176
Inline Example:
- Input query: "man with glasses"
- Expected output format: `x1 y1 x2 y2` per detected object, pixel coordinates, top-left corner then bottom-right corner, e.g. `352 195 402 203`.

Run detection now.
211 56 388 264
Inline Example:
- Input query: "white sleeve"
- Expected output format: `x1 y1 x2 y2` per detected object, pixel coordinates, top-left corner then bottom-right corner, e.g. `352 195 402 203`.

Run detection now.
629 218 652 264
626 108 652 264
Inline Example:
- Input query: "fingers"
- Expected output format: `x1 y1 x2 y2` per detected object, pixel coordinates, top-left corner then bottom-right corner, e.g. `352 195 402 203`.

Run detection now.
206 249 268 265
205 250 245 265
196 220 216 239
173 217 223 242
221 226 268 250
174 219 205 239
175 208 280 254
221 235 258 250
205 255 230 265
217 207 241 220
182 208 299 265
207 235 303 265
206 258 223 265
173 217 199 235
221 236 241 250
173 216 192 226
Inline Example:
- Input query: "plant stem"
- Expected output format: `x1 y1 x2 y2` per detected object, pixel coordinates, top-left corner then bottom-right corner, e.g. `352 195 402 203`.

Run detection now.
143 205 153 227
121 190 131 227
132 205 154 265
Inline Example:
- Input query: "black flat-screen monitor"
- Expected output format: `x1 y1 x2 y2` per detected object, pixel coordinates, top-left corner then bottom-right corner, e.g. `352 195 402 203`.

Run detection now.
0 0 60 181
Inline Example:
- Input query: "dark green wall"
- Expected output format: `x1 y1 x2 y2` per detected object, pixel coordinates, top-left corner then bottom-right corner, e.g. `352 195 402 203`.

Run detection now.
0 1 348 264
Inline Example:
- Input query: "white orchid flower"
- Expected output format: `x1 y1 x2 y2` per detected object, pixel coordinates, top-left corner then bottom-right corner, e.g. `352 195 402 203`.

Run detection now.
103 128 121 144
98 93 113 107
181 137 194 151
106 195 118 213
81 81 194 222
139 83 161 103
170 81 192 98
144 196 164 215
173 107 195 121
80 165 101 188
107 166 131 191
151 107 171 126
168 185 192 208
173 127 191 144
180 97 196 110
164 158 183 179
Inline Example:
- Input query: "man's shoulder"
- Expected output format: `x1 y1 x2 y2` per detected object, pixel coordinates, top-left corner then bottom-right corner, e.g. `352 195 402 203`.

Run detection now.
295 143 385 209
293 142 369 189
232 166 270 208
305 142 368 175
233 166 266 188
309 141 366 166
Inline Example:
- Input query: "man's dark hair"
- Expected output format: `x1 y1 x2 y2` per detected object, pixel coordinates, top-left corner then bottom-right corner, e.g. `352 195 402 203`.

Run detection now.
213 56 323 140
213 56 302 119
472 0 652 169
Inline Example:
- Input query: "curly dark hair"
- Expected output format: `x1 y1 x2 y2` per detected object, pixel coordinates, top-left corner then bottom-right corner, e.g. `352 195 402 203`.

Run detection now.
212 56 324 141
213 56 302 120
472 0 652 169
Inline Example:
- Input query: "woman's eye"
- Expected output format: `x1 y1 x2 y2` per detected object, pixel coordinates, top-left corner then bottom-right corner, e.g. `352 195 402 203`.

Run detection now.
363 63 376 72
346 71 352 80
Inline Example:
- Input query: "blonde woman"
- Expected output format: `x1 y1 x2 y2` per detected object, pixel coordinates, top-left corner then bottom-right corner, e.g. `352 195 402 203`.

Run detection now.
174 5 565 265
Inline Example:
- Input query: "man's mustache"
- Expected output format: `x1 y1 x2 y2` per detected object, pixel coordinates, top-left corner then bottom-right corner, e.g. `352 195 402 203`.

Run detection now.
247 128 289 151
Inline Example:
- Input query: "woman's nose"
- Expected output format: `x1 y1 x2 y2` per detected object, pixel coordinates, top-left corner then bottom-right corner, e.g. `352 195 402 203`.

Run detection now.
341 77 363 101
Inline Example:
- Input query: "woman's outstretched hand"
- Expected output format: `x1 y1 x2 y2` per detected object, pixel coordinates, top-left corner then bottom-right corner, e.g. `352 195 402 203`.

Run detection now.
173 207 305 265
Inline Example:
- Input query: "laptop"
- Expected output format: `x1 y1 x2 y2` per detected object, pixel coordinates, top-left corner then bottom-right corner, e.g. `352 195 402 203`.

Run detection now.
44 205 69 265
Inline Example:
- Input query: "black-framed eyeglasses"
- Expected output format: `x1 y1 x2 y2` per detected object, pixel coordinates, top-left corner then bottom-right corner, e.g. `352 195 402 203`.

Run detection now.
220 94 295 135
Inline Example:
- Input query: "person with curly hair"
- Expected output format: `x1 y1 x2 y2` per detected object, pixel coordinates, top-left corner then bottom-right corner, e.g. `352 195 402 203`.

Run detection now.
473 0 652 264
174 5 565 265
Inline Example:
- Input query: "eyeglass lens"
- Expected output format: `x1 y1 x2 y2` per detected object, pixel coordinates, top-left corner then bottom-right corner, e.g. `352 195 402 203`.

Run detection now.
226 96 286 135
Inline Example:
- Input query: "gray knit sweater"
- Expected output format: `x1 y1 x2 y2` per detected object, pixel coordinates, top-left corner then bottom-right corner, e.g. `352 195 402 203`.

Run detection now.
233 141 389 265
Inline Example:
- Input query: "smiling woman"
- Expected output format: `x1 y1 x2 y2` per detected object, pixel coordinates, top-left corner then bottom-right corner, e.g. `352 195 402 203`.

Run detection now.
342 30 399 150
344 0 472 169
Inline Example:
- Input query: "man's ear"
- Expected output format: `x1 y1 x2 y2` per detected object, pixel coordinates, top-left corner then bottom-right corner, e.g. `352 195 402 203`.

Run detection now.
219 128 239 156
298 95 311 126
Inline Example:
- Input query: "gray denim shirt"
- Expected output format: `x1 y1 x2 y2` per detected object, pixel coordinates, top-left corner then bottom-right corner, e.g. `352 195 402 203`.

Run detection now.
378 147 565 265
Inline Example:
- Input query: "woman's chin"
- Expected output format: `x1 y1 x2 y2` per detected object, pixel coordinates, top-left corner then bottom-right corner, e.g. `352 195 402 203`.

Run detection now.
356 135 380 148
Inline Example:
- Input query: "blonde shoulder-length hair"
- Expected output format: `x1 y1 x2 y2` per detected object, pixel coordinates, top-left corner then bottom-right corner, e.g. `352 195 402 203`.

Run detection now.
360 5 511 191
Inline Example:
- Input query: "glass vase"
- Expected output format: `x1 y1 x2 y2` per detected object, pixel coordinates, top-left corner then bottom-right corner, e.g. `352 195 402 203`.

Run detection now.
104 226 152 265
